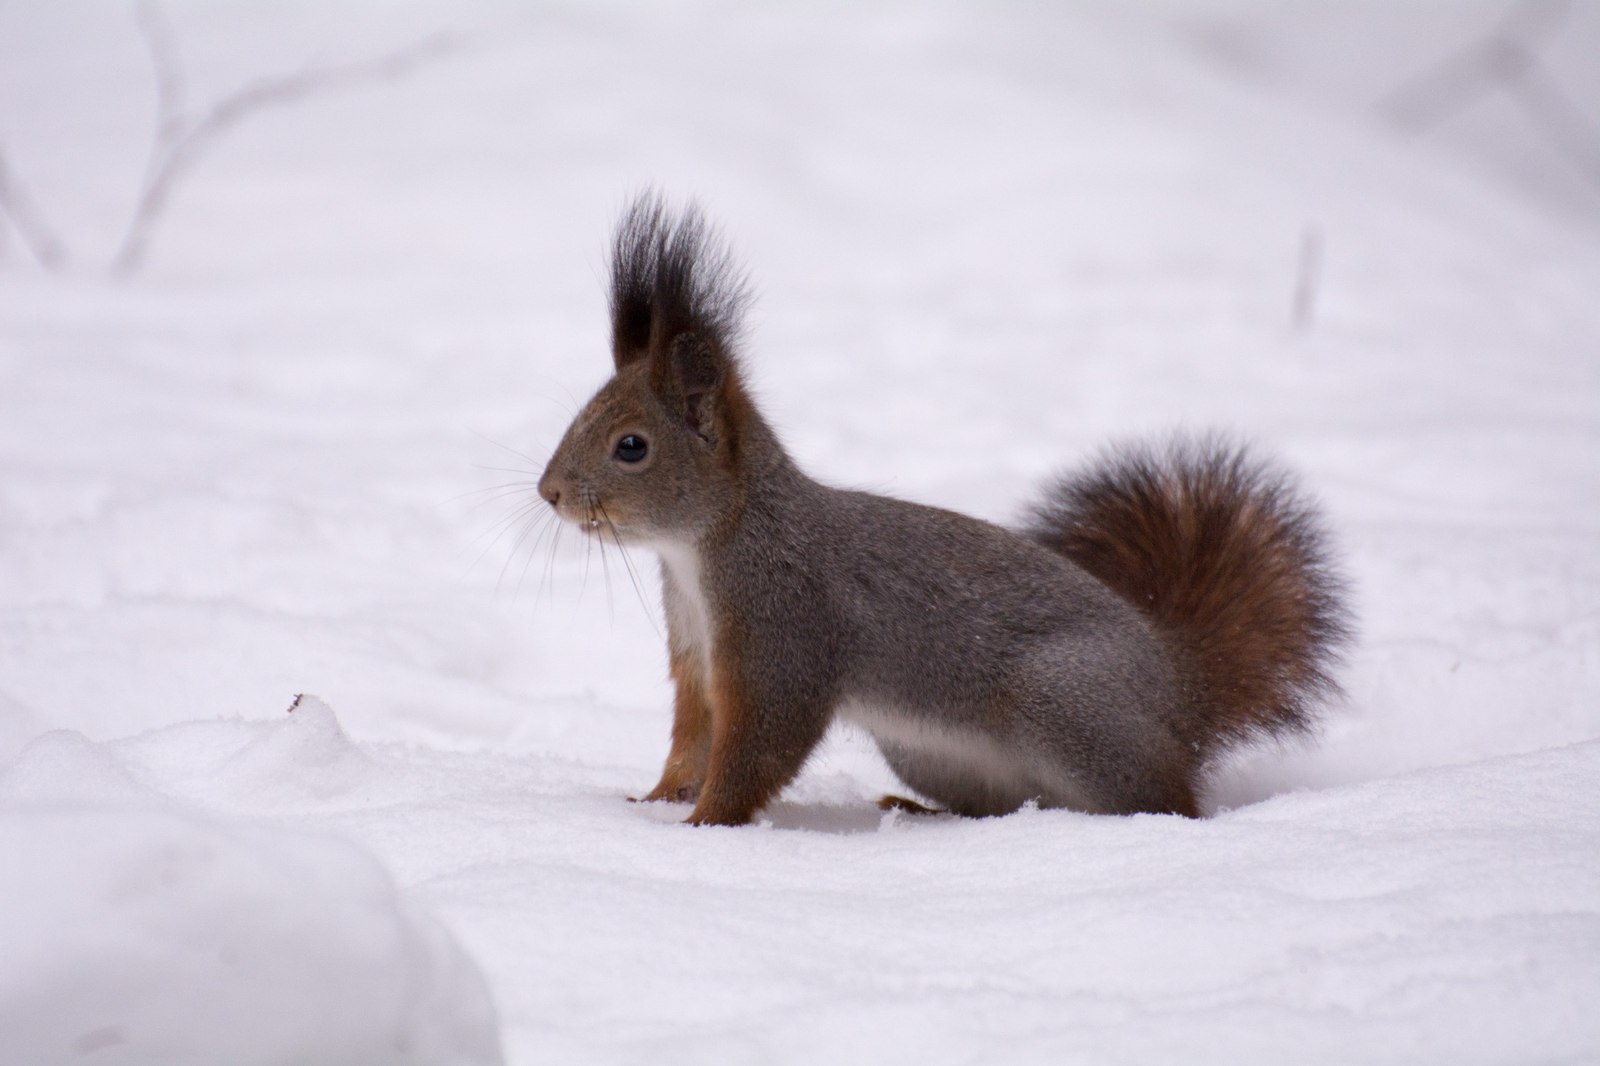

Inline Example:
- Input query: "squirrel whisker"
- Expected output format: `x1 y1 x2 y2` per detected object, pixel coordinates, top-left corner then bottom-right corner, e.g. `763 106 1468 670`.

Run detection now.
497 503 556 598
598 500 664 641
475 496 549 585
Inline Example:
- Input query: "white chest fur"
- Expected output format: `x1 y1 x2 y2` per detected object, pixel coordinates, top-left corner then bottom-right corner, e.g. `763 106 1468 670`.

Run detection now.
655 541 714 681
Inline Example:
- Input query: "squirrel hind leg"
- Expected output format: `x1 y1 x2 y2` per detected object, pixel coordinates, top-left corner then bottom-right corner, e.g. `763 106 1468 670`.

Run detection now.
873 738 1032 819
876 793 945 815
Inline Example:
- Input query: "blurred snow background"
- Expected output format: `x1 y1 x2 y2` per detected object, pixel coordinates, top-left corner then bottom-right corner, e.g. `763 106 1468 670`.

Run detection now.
1 2 1597 1063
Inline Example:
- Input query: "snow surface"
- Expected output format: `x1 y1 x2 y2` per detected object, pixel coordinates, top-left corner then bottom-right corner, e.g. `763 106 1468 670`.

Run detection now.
2 2 1598 1064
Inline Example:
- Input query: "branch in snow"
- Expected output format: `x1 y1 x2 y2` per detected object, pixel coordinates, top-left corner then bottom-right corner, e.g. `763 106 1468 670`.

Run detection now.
0 147 68 271
1291 226 1323 333
110 0 459 277
1501 54 1600 187
1377 0 1600 188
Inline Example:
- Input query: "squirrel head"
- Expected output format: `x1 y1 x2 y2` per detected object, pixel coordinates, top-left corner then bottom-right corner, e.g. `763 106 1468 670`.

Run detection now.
539 195 755 545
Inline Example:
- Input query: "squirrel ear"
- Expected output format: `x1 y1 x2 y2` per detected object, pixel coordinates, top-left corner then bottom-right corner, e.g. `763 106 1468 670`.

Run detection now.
664 333 725 443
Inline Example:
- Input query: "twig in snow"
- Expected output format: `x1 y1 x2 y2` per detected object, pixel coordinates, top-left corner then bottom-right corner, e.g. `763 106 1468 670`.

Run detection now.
1500 54 1600 186
0 147 68 270
110 0 458 276
137 0 188 146
1377 0 1600 188
1291 226 1323 333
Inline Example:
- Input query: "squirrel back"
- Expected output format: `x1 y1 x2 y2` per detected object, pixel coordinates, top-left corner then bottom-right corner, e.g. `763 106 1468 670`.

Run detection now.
1024 438 1352 765
538 195 1352 825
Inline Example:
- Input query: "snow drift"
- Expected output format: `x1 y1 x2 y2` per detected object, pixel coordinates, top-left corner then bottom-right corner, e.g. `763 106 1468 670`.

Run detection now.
0 703 503 1066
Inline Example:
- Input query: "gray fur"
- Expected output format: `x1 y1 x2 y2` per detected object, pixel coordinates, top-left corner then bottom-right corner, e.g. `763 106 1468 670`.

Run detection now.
543 390 1195 818
689 423 1192 817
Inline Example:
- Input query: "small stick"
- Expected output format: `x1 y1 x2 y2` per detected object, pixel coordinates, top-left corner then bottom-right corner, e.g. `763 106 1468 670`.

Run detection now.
1291 226 1323 333
0 148 68 270
110 0 457 276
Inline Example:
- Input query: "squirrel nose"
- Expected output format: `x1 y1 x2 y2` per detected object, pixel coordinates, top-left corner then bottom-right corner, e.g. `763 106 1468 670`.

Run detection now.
537 470 564 509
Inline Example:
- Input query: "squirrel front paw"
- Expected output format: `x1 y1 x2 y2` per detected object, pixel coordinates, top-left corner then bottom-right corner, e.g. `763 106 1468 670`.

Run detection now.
631 762 704 804
683 799 757 827
631 781 700 804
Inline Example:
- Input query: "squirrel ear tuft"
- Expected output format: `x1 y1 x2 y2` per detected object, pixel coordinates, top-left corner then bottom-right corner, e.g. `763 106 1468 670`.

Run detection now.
613 299 652 370
666 333 725 442
607 192 750 376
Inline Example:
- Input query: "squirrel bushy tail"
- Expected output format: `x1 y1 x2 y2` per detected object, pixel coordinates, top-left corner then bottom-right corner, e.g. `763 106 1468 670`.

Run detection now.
1025 436 1352 763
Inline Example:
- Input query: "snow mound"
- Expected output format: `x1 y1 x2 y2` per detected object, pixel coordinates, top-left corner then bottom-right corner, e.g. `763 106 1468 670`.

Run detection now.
0 731 503 1066
0 728 148 805
219 693 381 804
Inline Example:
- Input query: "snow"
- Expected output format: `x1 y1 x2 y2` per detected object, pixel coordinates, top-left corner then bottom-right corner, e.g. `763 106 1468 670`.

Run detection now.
2 2 1598 1063
0 706 501 1066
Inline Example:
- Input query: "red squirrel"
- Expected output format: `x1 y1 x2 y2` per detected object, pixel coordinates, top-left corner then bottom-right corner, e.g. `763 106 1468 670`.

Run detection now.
537 196 1351 825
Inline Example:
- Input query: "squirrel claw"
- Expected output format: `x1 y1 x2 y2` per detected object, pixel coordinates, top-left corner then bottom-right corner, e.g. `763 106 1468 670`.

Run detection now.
683 806 754 827
633 783 700 804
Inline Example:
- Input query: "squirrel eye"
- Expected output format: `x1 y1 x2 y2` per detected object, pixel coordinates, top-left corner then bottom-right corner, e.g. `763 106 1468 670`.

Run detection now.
614 435 649 463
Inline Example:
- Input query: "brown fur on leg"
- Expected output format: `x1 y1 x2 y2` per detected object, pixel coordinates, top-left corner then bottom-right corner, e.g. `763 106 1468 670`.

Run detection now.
635 648 713 803
685 657 766 826
685 645 824 827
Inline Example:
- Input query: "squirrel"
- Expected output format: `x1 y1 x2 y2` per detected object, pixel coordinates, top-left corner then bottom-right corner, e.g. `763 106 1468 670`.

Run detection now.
537 195 1352 826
